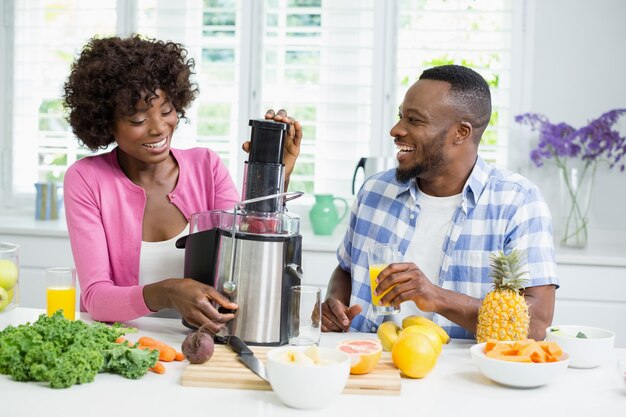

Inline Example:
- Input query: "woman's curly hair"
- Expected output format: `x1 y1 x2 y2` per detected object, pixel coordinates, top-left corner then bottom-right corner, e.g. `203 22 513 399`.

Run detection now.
63 35 198 151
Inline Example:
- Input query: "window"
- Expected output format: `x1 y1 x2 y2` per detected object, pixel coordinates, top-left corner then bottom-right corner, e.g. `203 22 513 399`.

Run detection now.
396 0 513 165
6 0 117 204
0 0 514 210
260 0 375 194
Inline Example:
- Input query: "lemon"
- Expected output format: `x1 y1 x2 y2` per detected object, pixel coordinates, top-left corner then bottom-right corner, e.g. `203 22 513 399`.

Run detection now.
398 325 442 356
402 315 450 344
377 321 400 352
392 332 438 379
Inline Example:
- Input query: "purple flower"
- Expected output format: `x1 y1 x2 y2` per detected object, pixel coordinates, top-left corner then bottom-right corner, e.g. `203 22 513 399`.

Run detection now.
516 109 626 171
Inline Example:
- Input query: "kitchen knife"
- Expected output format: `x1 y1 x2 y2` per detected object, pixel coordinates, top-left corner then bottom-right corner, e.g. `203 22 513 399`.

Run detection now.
225 335 269 382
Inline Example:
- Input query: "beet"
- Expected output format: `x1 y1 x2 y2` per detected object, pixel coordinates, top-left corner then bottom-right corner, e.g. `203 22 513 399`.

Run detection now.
182 325 215 364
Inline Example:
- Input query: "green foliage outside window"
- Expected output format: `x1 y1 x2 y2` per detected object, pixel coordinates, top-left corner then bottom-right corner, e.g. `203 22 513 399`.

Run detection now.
203 12 235 26
39 99 69 132
203 29 235 37
202 48 235 63
286 51 319 65
287 0 321 7
204 0 236 7
286 14 321 27
289 106 316 120
267 13 278 27
38 151 67 182
197 104 231 136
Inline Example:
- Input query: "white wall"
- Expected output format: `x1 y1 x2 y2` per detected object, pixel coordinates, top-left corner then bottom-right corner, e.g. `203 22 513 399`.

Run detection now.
510 0 626 245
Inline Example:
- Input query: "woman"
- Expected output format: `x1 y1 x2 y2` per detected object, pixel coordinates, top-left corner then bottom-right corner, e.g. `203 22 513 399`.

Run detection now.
62 35 302 333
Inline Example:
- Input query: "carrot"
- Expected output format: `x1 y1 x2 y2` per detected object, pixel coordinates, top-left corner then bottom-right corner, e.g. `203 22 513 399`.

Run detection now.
137 336 159 347
115 336 134 347
150 361 166 374
175 351 185 361
138 336 177 362
484 339 498 353
158 348 176 362
485 339 564 363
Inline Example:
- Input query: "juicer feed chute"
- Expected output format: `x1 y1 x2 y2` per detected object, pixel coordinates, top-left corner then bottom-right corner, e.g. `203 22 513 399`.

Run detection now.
242 119 288 214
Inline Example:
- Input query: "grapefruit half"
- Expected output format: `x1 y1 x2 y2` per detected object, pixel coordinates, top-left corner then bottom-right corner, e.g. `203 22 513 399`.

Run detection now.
337 339 382 375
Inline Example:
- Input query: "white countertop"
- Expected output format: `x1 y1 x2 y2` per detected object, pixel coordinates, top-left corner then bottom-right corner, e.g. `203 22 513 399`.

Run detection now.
1 308 625 417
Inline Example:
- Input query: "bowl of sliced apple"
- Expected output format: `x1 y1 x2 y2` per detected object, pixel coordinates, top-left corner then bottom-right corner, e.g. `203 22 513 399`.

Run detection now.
266 345 350 410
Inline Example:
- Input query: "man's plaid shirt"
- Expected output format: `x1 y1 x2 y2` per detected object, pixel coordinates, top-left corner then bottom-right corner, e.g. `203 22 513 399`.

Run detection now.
337 156 559 339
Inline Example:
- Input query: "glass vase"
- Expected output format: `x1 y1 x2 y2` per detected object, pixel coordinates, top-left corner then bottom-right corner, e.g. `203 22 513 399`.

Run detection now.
559 163 595 248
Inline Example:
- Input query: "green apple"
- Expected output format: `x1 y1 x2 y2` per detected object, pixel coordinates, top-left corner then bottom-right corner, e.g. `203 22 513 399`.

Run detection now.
0 259 18 290
0 287 10 312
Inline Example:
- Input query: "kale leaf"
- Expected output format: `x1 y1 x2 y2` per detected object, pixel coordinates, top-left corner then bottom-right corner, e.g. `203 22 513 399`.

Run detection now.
0 311 158 388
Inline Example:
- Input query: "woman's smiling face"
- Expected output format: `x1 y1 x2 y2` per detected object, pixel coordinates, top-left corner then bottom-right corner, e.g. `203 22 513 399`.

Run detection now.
111 88 178 165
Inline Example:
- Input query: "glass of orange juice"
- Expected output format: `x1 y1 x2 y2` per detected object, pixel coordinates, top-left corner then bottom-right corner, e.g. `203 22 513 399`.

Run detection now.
46 267 76 320
368 243 401 315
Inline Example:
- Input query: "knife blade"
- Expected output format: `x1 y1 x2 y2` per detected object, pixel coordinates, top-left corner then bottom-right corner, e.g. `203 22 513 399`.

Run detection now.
225 335 269 382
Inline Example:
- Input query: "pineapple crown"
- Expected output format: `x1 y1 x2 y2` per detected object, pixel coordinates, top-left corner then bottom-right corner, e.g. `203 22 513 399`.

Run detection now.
489 249 528 292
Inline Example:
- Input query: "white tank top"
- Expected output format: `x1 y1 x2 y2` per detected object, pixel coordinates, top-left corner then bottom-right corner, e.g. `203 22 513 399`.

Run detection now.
138 223 190 285
138 224 189 318
390 187 462 325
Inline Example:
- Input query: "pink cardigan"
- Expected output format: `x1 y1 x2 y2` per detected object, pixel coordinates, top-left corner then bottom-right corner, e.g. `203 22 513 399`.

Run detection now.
63 147 240 322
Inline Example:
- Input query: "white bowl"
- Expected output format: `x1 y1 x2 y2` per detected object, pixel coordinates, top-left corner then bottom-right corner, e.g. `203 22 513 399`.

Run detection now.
470 342 570 388
266 345 350 410
545 325 615 368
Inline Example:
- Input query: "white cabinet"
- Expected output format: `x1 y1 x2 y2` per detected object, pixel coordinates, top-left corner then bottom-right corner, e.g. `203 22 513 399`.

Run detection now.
300 249 338 300
554 263 626 347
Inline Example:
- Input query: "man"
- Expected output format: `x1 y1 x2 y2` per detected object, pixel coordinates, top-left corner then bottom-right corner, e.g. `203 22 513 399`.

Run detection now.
321 65 558 340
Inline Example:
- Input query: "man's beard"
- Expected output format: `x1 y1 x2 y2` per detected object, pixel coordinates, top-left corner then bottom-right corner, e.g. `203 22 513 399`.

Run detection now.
395 130 446 183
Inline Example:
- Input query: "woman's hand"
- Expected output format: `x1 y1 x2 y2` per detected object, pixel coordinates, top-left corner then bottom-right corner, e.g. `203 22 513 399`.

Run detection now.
264 109 302 184
242 109 302 189
144 278 238 334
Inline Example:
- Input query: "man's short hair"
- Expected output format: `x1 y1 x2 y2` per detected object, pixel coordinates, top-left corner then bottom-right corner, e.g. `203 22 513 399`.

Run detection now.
419 65 492 132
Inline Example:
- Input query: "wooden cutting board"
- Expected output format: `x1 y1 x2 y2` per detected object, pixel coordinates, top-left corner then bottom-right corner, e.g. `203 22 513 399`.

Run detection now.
181 344 401 395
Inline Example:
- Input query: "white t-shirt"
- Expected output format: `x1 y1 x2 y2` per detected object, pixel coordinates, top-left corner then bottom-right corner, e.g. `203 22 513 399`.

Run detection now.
139 223 189 318
390 187 462 326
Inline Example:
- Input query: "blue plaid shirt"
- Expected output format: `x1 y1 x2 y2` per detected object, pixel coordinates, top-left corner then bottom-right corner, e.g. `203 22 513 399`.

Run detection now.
337 156 559 339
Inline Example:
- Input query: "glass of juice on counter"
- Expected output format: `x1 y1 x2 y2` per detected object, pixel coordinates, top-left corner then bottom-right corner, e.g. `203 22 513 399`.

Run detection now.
46 267 76 320
368 243 401 315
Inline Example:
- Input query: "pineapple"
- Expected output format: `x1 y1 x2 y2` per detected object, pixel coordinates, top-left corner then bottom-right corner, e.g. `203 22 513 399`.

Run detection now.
476 250 530 343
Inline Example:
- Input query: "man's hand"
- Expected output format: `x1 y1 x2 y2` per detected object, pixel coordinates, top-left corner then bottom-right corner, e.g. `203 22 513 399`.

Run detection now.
321 297 362 332
375 262 441 312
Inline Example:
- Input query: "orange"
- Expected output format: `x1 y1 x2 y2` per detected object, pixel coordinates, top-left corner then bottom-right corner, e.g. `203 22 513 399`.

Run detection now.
337 339 382 375
399 325 443 356
392 332 438 379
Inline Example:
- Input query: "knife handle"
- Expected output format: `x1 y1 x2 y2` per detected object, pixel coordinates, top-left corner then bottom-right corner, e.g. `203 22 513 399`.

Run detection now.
225 335 253 356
